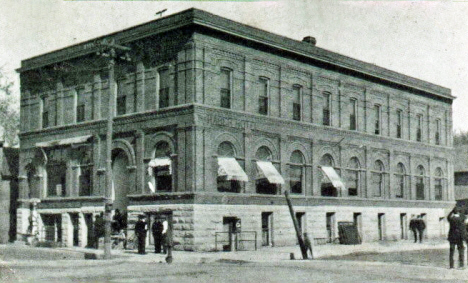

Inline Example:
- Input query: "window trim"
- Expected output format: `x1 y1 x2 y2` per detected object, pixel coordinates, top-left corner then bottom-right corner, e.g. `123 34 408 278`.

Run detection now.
220 67 233 109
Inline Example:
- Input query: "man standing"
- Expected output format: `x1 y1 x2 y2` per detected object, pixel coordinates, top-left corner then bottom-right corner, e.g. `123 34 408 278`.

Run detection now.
134 215 147 255
152 220 164 253
416 215 426 243
93 213 105 249
409 215 418 243
447 206 466 269
162 219 169 254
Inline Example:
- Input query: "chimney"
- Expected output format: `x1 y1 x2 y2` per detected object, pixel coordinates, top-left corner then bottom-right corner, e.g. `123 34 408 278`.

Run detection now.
302 36 317 46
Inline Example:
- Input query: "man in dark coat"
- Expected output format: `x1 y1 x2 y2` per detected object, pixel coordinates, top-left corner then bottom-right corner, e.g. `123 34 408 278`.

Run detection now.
93 213 105 249
112 209 123 234
152 220 164 253
409 215 418 243
416 215 426 243
134 215 148 255
447 206 466 269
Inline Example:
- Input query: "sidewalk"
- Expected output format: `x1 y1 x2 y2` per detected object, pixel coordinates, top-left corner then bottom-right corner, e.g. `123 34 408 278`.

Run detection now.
58 239 449 264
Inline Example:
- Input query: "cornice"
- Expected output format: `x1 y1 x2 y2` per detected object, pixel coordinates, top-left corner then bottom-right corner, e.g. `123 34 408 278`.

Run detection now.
18 9 452 102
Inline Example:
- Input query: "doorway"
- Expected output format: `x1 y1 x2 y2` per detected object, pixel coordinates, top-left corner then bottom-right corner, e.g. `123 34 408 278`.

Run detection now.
112 149 130 212
70 213 79 247
84 214 94 248
326 212 335 243
400 213 408 240
353 213 362 241
378 213 385 241
223 217 239 251
261 212 273 246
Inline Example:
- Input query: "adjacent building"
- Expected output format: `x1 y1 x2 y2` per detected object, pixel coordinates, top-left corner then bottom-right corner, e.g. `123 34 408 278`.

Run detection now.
17 9 455 251
0 143 19 244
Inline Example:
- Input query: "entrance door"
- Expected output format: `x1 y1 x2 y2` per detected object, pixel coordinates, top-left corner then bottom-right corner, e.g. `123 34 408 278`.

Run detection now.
400 213 407 240
378 213 385 241
326 212 335 243
223 217 238 251
84 214 94 248
112 150 130 212
261 212 273 246
70 213 79 247
353 213 362 241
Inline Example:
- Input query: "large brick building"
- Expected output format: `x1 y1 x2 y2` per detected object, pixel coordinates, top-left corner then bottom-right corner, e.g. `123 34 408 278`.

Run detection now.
17 9 455 251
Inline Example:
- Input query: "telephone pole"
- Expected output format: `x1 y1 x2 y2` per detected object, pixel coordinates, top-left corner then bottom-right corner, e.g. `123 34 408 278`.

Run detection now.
95 39 131 259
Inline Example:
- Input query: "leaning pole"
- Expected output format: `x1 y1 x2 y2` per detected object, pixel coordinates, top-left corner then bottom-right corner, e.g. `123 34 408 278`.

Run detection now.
284 191 308 259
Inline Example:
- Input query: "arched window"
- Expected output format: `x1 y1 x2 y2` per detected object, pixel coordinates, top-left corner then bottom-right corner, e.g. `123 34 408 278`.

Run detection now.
151 141 172 192
346 157 360 196
289 150 305 194
217 142 242 193
395 163 406 198
372 160 384 197
416 165 425 200
256 146 277 194
434 168 444 201
320 154 337 197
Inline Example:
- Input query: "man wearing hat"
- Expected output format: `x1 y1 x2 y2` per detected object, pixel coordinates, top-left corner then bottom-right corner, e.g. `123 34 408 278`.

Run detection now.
134 215 148 254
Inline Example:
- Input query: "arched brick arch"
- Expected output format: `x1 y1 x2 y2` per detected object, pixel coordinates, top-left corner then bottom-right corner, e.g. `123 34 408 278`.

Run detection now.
144 132 176 159
253 138 279 161
112 139 136 167
287 142 310 164
316 146 339 167
214 132 243 157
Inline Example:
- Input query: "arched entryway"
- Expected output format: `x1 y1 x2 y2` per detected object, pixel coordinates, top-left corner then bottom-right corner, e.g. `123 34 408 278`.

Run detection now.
112 149 130 212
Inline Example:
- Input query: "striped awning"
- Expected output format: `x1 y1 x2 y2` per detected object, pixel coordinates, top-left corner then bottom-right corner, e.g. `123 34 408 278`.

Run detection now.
256 161 285 185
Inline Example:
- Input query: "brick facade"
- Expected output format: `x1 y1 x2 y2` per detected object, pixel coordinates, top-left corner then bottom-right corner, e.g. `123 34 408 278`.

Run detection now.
17 9 454 250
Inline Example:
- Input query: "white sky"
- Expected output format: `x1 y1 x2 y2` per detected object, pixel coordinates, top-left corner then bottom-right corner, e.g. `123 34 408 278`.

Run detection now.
1 0 467 132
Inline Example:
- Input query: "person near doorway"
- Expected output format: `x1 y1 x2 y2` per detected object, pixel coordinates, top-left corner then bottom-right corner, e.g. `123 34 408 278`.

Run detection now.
409 215 418 243
112 209 123 234
135 215 148 255
416 215 426 243
152 220 164 253
93 213 105 249
303 233 313 259
162 219 169 254
447 206 466 269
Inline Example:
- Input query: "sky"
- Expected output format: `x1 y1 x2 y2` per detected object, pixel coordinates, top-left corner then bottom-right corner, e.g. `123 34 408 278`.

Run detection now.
1 0 468 132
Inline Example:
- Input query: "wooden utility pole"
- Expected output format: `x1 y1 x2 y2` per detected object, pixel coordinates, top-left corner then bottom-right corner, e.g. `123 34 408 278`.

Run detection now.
284 191 308 259
95 39 131 260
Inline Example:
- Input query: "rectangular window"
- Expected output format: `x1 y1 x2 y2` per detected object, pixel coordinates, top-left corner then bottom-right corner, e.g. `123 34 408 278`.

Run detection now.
374 105 381 135
417 114 422 142
79 166 93 196
158 69 170 109
435 179 443 200
76 88 86 123
220 68 231 109
349 98 357 130
47 162 67 197
116 96 126 116
435 119 441 145
290 165 303 194
396 110 402 138
292 85 302 121
41 96 49 129
323 92 331 126
258 77 269 115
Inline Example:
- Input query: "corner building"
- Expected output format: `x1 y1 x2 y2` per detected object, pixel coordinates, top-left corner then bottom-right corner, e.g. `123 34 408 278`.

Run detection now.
17 9 455 251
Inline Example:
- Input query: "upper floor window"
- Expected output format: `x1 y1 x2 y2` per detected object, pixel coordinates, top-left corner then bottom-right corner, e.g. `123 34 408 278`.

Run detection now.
320 154 337 197
217 141 242 193
77 148 93 196
396 109 403 139
322 92 331 126
346 157 360 196
220 68 232 109
434 167 444 201
349 98 357 130
116 79 126 116
41 96 49 129
372 160 384 197
292 85 302 121
416 114 423 142
158 68 170 109
76 88 86 123
152 141 172 192
435 119 441 145
258 77 269 115
395 163 406 198
416 165 425 200
289 151 305 194
374 104 381 135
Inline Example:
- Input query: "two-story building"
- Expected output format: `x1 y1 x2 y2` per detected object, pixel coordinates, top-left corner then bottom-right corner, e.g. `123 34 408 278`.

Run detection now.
17 8 454 251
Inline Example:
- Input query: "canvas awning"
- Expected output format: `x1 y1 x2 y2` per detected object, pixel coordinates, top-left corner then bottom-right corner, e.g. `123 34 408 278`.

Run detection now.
217 157 248 182
320 166 345 190
35 135 92 148
256 161 285 185
148 158 172 174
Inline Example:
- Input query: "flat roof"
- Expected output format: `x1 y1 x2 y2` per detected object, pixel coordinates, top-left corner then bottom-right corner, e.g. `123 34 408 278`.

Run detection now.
18 8 453 101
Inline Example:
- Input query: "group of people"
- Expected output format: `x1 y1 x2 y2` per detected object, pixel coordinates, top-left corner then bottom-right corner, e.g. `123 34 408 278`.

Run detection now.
409 215 426 243
134 215 171 255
